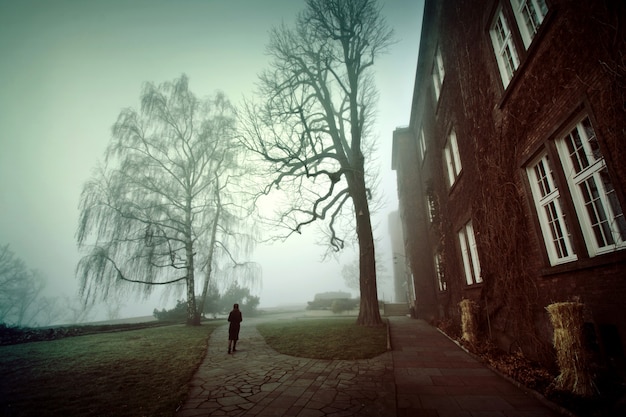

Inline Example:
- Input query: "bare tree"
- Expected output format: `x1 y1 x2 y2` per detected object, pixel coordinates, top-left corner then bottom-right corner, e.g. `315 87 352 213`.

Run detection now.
240 0 393 325
196 156 261 316
76 75 242 325
0 244 63 326
342 254 389 297
0 243 45 326
64 296 95 324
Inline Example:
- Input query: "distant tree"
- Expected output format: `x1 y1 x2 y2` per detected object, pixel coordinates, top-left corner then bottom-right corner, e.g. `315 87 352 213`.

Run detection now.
34 296 66 327
77 75 245 325
0 244 47 326
105 298 124 321
342 255 389 296
154 283 259 321
219 282 260 317
200 282 221 318
64 296 95 325
153 299 188 322
240 0 394 326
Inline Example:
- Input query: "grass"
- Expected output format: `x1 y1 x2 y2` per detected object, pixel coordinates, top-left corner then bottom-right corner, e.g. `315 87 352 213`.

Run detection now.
0 322 221 417
257 317 388 360
0 317 388 416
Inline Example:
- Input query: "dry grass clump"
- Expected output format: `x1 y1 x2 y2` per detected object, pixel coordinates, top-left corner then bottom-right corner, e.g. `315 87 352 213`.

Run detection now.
459 299 479 346
546 301 595 397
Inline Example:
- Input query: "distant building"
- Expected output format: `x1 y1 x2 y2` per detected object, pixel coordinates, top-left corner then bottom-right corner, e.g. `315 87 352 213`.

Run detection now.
388 210 412 304
392 0 626 367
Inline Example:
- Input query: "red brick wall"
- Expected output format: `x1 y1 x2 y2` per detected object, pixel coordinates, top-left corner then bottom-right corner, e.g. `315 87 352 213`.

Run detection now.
400 0 626 365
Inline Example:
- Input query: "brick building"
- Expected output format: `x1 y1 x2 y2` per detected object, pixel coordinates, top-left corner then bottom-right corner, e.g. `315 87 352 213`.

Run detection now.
392 0 626 368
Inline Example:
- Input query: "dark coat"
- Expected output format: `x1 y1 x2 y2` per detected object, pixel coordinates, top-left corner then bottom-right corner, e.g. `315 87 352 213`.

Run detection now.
228 309 242 340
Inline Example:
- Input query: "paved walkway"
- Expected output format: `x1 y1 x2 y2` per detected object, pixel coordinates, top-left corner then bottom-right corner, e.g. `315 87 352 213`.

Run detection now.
176 316 564 417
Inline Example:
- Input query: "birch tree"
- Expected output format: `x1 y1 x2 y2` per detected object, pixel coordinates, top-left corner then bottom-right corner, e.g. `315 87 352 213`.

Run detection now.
76 75 246 325
240 0 393 325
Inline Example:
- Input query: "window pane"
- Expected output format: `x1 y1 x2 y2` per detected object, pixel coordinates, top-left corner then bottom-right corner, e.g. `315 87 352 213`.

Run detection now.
419 129 426 161
427 192 436 223
432 47 445 101
602 169 626 241
511 0 548 48
466 221 482 283
503 45 517 80
582 117 602 162
527 153 577 264
450 130 462 175
579 176 614 247
565 128 588 173
458 228 474 285
491 9 520 86
544 200 570 258
458 221 481 285
557 116 626 255
444 146 455 186
437 48 445 81
435 252 446 291
534 157 552 197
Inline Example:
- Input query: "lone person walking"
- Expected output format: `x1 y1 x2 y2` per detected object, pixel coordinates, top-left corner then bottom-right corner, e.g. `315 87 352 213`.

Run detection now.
227 303 242 354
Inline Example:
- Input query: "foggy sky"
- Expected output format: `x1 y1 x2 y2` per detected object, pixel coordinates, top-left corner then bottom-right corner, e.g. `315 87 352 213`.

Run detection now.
0 0 424 319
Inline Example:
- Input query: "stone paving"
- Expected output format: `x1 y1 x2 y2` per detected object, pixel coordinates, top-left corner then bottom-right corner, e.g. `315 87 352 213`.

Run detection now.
176 317 395 416
176 315 564 417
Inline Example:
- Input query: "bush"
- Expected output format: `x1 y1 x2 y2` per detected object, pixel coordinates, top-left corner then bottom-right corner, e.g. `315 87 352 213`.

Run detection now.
331 298 358 314
153 299 188 322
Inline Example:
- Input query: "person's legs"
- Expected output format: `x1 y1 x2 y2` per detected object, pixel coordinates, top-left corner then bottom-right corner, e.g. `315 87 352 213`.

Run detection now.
228 339 232 353
232 340 237 351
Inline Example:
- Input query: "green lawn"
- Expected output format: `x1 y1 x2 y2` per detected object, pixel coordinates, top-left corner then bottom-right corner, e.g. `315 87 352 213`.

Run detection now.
0 317 388 417
0 322 221 417
257 317 388 360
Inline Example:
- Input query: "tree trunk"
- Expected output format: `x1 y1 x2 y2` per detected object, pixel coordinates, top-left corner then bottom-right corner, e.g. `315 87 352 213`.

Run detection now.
199 205 221 317
351 162 382 326
185 243 200 326
185 197 200 326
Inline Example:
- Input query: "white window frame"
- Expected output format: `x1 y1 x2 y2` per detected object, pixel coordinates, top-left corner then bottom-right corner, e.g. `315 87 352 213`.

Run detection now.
418 128 427 162
510 0 548 48
432 46 445 101
556 117 626 256
489 6 520 87
458 220 482 285
434 251 446 291
444 129 462 188
426 191 436 223
527 153 578 265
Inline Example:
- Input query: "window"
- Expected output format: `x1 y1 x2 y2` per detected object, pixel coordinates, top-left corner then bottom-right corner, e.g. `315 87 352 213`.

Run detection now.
510 0 548 48
418 128 427 162
556 117 626 256
526 115 625 265
458 220 482 285
444 129 462 187
527 153 577 264
490 7 520 87
489 0 548 87
434 251 446 291
426 189 437 223
432 46 445 101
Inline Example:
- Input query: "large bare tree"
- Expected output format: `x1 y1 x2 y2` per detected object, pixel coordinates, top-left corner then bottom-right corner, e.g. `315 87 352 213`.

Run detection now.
240 0 393 326
76 75 245 325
